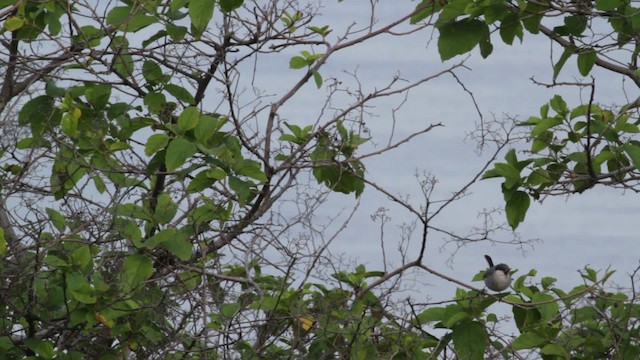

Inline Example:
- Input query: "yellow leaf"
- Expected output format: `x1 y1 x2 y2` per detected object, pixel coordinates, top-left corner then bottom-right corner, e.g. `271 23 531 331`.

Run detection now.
4 16 25 31
297 315 315 332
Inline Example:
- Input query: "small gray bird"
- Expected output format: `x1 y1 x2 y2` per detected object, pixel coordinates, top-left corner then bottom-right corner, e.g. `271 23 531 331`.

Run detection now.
483 255 511 291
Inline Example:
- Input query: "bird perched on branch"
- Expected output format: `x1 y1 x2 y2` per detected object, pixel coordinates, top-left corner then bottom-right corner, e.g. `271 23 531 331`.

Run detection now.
483 255 511 292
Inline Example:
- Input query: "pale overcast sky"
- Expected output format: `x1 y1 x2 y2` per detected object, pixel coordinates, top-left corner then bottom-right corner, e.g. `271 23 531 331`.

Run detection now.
249 1 640 301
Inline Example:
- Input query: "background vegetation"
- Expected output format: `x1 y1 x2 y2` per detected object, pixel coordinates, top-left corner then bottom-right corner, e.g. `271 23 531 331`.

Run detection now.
1 0 639 358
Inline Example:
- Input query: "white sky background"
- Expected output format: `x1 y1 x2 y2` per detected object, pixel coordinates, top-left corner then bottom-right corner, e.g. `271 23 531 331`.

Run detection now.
239 0 640 302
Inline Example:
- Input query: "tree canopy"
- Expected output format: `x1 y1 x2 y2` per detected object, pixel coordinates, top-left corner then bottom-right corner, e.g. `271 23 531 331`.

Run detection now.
1 0 639 359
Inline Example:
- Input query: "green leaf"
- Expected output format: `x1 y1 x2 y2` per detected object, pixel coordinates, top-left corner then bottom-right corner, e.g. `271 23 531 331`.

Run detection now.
145 133 170 156
452 321 486 360
164 233 192 261
85 84 112 109
234 159 267 182
220 302 240 318
220 0 243 12
289 56 308 69
66 272 97 304
623 143 640 170
229 176 253 205
512 332 546 350
154 193 178 224
505 190 530 230
531 117 563 137
142 60 164 84
541 344 568 357
553 45 577 81
312 69 323 88
166 23 188 42
106 6 130 26
499 14 523 45
46 208 66 232
437 19 485 60
187 171 216 193
577 50 597 76
4 16 25 31
411 0 443 24
61 109 80 138
141 228 176 249
414 307 445 325
71 245 92 269
595 0 623 11
165 138 197 171
194 114 219 143
550 95 568 114
532 292 559 322
121 254 153 290
107 6 156 32
144 92 166 114
189 0 215 39
178 106 200 132
165 84 196 105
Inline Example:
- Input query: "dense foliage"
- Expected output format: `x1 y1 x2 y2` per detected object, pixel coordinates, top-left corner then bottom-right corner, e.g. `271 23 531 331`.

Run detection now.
0 0 639 359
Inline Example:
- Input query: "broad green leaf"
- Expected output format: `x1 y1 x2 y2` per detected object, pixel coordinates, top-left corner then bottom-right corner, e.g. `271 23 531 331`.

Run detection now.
623 143 640 170
165 138 197 171
521 3 546 34
541 344 568 357
167 23 188 41
312 69 323 88
512 332 546 350
24 338 55 358
187 170 216 193
145 133 170 156
220 303 240 318
154 193 178 224
164 233 192 261
71 245 92 269
61 109 80 138
532 292 559 322
452 321 486 360
141 228 176 249
142 60 164 84
189 0 215 39
121 254 153 290
19 96 55 131
194 114 219 143
553 45 576 81
106 6 131 25
165 84 196 105
437 19 485 60
411 0 443 24
499 14 523 45
66 272 97 304
505 190 530 230
144 92 166 114
550 95 568 114
414 307 445 325
531 117 563 137
220 0 243 12
229 176 253 205
595 0 623 11
85 84 111 109
106 6 156 32
289 56 308 69
46 208 66 232
178 106 200 132
234 159 267 182
577 50 597 76
4 16 25 31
